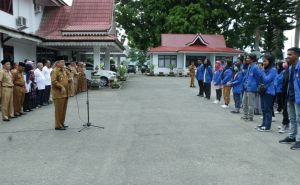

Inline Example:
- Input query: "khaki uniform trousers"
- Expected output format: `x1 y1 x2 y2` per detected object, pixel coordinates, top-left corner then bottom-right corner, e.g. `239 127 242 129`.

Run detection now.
1 87 14 119
223 86 232 105
53 97 68 129
73 77 78 95
190 74 195 86
13 86 25 114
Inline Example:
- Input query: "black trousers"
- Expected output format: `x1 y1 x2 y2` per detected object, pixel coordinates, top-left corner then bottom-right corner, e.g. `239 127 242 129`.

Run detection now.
37 89 45 106
282 94 289 126
44 85 51 104
216 89 222 101
23 93 31 111
203 83 211 99
276 92 283 112
198 80 204 96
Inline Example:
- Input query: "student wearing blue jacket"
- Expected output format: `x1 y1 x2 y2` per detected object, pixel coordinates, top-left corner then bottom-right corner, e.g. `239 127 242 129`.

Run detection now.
196 60 204 97
256 53 277 132
242 53 260 121
221 60 234 108
279 47 300 150
274 62 284 113
229 63 243 113
212 61 223 104
203 58 213 100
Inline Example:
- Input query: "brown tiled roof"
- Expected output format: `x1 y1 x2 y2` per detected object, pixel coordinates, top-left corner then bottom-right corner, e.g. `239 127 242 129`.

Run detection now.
37 0 115 41
63 0 113 32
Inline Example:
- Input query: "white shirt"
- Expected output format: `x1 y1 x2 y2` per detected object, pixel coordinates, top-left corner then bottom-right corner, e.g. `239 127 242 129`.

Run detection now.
34 68 46 90
42 66 52 86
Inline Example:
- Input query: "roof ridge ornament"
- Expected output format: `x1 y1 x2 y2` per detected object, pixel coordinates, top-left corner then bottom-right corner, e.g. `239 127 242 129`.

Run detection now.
186 33 209 46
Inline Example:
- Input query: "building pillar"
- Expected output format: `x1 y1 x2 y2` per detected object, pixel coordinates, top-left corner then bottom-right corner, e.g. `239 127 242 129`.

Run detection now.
183 53 186 68
210 54 216 70
117 56 121 66
104 48 110 70
0 45 3 69
93 46 101 70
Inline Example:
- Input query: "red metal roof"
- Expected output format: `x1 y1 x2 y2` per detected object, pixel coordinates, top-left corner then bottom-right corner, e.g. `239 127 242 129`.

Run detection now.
149 34 243 53
161 34 226 48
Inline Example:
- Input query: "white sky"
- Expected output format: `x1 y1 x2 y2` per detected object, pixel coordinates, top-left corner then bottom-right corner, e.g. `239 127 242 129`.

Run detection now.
62 0 297 55
63 0 73 5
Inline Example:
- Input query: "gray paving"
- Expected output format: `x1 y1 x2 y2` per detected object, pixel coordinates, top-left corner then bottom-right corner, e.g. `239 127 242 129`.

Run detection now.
0 74 300 185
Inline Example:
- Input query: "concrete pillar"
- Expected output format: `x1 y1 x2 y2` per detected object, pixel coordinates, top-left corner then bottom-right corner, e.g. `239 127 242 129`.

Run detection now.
117 56 121 66
210 54 216 70
93 46 101 70
0 45 3 69
183 53 186 69
104 48 110 70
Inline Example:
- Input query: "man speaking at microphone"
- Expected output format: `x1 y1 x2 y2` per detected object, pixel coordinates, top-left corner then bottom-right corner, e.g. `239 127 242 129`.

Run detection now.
51 60 72 130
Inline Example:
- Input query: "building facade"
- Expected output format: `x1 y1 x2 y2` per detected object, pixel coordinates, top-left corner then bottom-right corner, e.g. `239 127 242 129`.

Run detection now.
149 34 243 75
0 0 124 69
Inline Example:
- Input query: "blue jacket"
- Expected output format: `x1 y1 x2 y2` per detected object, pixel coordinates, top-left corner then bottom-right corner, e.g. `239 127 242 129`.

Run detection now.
231 71 243 94
244 64 260 92
221 68 234 85
196 64 204 81
213 69 223 86
260 67 276 96
288 60 300 104
275 70 284 93
203 66 213 83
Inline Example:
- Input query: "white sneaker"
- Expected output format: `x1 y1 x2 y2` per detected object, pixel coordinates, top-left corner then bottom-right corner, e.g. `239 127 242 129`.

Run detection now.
277 125 282 130
272 117 276 122
221 105 229 108
213 100 219 104
257 126 271 132
275 111 281 114
278 128 286 133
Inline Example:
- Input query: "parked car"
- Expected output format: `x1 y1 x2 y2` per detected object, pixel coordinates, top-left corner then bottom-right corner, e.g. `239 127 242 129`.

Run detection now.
141 65 148 74
127 65 136 73
92 70 117 87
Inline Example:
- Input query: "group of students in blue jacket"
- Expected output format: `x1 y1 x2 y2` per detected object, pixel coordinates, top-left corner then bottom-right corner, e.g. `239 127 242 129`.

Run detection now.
194 47 300 150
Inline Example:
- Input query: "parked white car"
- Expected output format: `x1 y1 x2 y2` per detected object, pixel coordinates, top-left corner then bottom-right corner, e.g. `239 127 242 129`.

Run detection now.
91 70 117 87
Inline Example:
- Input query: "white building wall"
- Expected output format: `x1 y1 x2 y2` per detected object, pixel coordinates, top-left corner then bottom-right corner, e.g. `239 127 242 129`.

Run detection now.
6 38 37 62
0 0 43 33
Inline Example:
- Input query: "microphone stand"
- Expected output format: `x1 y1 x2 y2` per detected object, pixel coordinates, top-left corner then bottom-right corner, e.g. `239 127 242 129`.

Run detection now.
78 79 104 132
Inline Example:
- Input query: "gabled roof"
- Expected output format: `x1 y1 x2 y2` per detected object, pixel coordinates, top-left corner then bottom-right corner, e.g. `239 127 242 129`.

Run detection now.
161 34 226 48
63 0 113 32
149 34 243 54
36 0 116 41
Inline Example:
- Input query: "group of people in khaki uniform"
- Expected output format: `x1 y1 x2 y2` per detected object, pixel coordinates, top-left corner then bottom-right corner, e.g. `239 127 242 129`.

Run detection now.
0 58 87 130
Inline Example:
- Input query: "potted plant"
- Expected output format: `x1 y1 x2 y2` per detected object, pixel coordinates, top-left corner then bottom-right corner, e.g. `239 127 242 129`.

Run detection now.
149 64 155 76
118 65 127 81
111 79 121 89
168 64 176 76
158 72 164 76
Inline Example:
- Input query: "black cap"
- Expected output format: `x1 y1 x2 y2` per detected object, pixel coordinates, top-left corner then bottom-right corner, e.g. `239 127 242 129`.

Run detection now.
19 62 26 67
1 58 11 65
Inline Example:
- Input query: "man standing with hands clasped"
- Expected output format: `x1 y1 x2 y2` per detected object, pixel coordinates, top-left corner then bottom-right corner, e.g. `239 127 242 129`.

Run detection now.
51 60 72 130
0 59 15 121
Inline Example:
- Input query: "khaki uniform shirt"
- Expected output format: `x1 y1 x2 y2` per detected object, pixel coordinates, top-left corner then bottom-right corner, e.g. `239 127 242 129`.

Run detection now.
51 67 70 100
189 65 196 75
0 69 14 87
11 70 25 87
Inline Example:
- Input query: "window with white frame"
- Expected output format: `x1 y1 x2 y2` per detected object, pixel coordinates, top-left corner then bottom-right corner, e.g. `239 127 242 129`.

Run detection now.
158 55 177 68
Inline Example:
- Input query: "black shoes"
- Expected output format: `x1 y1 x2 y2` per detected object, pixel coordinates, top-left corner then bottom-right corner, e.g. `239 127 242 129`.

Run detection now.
291 142 300 150
3 118 10 122
55 127 66 130
279 137 296 144
63 125 69 128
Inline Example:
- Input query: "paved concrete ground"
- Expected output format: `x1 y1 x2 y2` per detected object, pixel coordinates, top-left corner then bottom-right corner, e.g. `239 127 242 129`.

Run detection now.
0 74 300 185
